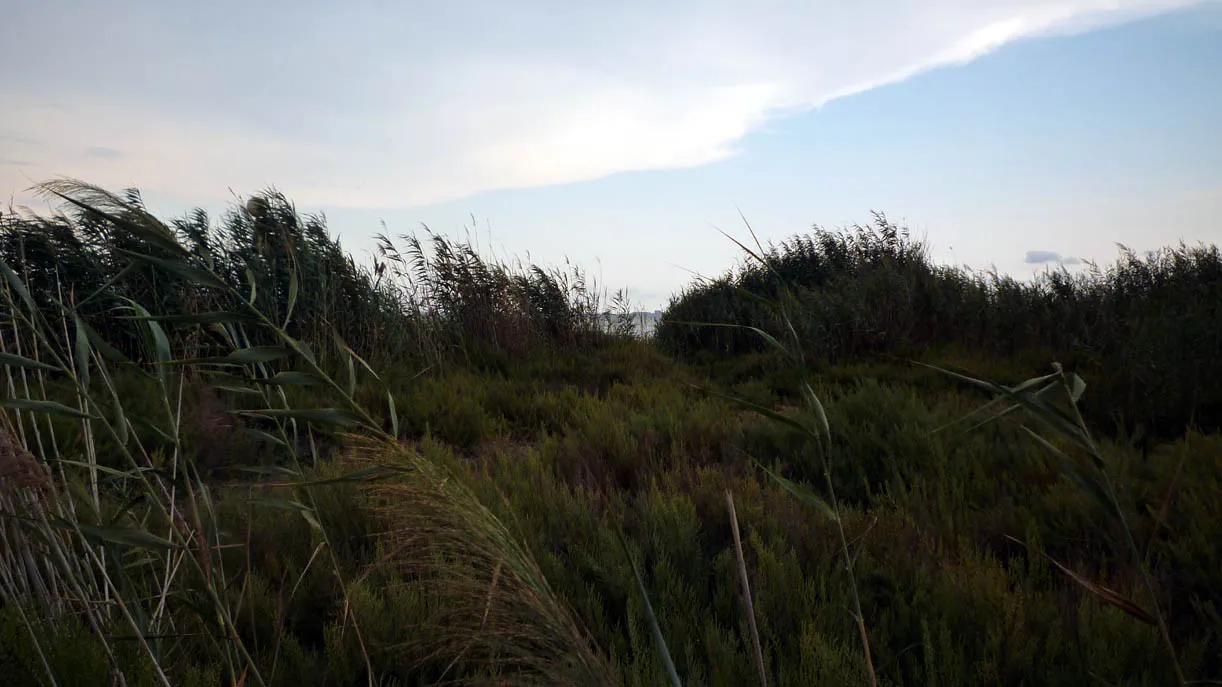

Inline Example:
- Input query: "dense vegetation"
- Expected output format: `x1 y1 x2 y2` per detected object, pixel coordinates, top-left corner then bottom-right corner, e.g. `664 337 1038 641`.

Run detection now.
656 214 1222 440
1 180 1219 686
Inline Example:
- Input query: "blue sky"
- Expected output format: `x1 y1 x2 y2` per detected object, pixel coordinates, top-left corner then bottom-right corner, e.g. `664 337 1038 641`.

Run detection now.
3 1 1220 309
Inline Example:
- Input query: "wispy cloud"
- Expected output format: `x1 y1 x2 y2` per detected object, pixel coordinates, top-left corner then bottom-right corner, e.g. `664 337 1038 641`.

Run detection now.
0 0 1204 208
1024 250 1083 265
1025 250 1063 263
84 147 125 160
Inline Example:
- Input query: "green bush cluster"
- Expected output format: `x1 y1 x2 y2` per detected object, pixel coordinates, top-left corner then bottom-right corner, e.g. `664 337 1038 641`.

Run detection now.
656 214 1222 438
0 183 618 375
2 182 1219 685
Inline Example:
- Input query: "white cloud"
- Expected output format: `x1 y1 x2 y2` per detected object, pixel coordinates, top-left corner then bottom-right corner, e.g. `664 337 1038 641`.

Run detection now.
1024 250 1084 264
0 0 1206 208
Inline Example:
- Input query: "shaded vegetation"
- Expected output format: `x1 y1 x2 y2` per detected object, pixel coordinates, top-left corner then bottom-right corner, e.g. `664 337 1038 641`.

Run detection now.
656 214 1222 439
2 181 1219 686
0 183 618 374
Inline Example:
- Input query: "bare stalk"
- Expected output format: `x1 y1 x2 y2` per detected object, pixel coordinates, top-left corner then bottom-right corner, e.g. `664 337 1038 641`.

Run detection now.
726 490 767 687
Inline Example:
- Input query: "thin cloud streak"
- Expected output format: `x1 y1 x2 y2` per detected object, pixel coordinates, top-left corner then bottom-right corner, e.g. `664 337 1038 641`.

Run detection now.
0 0 1207 208
1024 250 1084 265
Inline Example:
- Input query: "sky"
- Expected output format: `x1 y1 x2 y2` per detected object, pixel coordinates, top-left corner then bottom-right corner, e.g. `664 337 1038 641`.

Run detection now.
3 1 1221 310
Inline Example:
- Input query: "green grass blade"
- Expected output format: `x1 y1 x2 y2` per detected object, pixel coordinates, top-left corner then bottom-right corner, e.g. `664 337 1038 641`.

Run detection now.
799 381 831 441
285 267 299 329
241 427 289 448
80 260 138 307
35 183 186 256
253 465 411 487
51 459 160 480
693 384 815 438
131 416 175 443
247 497 315 512
915 361 1010 395
344 350 357 397
1004 535 1156 625
669 320 792 359
1067 373 1087 403
920 362 1090 447
79 316 130 362
332 329 375 393
735 286 784 315
716 225 770 273
213 383 262 395
0 398 97 419
67 522 181 551
249 497 323 531
235 407 365 429
254 371 327 387
175 346 293 366
122 300 172 376
243 261 258 305
726 490 768 687
115 249 228 290
0 256 36 313
122 311 257 325
0 352 62 372
387 391 399 437
756 462 839 522
73 314 92 389
345 344 381 382
99 359 130 446
614 525 682 687
1020 426 1118 518
238 465 300 478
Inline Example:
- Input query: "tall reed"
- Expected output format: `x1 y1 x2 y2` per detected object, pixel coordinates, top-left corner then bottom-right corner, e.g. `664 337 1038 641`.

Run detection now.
0 178 614 686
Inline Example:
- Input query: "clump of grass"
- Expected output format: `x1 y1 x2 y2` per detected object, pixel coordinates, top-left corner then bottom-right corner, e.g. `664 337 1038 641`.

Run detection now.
656 213 1222 439
350 433 615 686
926 360 1187 683
683 222 880 686
0 181 623 379
0 179 617 686
4 178 1219 686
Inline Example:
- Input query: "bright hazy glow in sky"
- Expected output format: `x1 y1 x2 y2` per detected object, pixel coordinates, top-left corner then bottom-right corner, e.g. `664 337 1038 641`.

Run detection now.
3 1 1221 308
